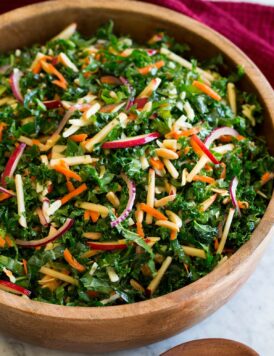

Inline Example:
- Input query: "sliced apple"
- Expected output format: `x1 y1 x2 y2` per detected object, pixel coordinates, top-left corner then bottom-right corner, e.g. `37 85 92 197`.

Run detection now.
102 132 160 149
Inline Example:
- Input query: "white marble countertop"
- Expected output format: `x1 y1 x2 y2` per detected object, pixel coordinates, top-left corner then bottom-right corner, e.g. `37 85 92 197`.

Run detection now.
1 0 273 355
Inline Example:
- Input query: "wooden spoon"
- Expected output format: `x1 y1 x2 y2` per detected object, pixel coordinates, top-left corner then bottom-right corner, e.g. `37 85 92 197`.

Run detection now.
161 338 259 356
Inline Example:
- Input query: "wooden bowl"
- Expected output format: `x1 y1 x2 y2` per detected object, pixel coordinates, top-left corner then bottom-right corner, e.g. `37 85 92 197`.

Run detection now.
0 1 273 353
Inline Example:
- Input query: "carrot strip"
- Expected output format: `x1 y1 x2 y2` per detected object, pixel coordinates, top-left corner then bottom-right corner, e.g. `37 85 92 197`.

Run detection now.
0 123 7 142
136 221 145 238
138 60 165 75
64 248 86 272
139 203 167 221
192 80 221 101
89 210 100 223
220 162 226 179
53 163 82 182
149 157 164 170
167 127 201 139
170 230 177 240
261 172 274 186
52 79 67 90
70 134 88 142
61 183 88 205
22 259 28 275
190 135 203 157
100 76 121 85
192 175 216 184
66 180 75 192
0 236 5 248
5 235 13 247
84 210 90 221
0 193 11 202
214 238 219 251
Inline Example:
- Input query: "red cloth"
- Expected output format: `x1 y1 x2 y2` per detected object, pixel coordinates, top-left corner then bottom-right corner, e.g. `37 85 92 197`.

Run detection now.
0 0 273 86
146 0 274 87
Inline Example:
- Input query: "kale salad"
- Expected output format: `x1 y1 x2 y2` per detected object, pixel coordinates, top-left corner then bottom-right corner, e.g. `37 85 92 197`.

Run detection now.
0 22 273 306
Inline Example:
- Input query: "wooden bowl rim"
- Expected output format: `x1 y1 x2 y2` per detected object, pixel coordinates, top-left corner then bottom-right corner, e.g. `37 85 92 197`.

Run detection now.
0 0 273 320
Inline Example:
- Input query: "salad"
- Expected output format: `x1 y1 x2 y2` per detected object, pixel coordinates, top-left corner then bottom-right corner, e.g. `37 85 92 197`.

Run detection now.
0 22 273 306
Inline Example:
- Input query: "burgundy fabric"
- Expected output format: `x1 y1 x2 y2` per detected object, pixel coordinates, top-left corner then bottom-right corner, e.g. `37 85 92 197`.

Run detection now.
0 0 273 86
146 0 274 87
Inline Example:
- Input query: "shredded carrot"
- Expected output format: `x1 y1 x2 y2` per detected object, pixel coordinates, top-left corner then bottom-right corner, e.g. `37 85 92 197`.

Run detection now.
53 163 82 182
238 201 249 209
136 221 145 238
60 183 88 205
128 113 138 120
0 122 7 142
5 235 13 247
236 135 245 141
204 163 213 172
0 236 5 248
167 127 201 139
69 133 88 142
139 203 167 221
170 230 177 240
220 162 226 179
100 104 120 113
84 210 90 221
89 210 100 223
66 180 75 193
183 146 191 155
138 60 165 75
219 135 233 143
22 259 28 275
32 55 52 74
192 80 222 101
52 79 67 90
261 172 274 185
149 157 164 170
64 248 86 272
0 193 11 202
190 135 204 157
40 59 67 89
192 175 216 184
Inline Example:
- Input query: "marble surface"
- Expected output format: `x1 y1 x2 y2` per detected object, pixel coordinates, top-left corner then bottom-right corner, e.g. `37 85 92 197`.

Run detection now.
0 233 273 356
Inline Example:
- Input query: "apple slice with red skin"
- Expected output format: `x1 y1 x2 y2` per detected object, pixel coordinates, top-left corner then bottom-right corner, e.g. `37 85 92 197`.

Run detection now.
102 132 160 149
0 280 31 296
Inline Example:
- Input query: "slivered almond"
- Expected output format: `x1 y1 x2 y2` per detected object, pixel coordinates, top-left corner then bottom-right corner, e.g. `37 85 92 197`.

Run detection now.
82 232 102 240
155 220 179 232
163 159 179 179
156 148 179 160
154 195 176 208
106 191 120 208
163 139 177 151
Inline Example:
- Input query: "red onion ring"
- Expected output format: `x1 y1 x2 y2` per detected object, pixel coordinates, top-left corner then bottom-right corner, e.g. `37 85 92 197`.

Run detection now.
110 174 136 227
10 68 24 103
1 143 26 187
205 127 240 148
53 108 76 136
15 218 74 247
229 176 241 216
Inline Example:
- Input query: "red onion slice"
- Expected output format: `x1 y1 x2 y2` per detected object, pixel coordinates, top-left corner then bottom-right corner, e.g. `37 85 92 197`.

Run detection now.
87 241 127 250
0 186 15 197
229 176 241 216
191 135 219 164
111 174 136 227
0 280 31 296
205 127 240 148
1 143 26 187
53 108 76 136
15 218 74 247
10 69 24 103
43 100 62 109
146 49 157 56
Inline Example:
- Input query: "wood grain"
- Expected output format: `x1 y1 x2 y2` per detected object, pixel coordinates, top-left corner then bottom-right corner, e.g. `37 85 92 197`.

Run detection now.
0 0 273 353
161 338 259 356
